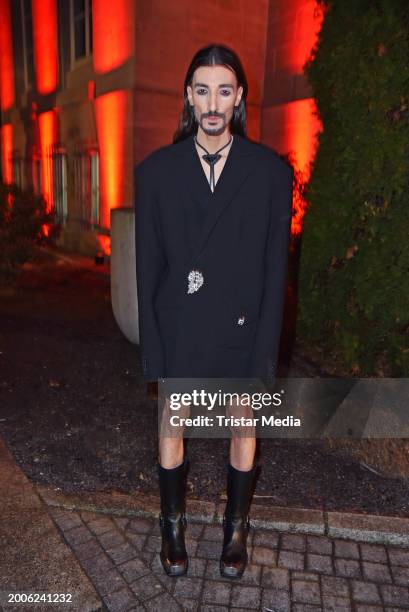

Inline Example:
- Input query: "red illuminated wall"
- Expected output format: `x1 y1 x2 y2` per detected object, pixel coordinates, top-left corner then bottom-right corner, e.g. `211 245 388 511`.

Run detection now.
32 0 58 95
276 0 323 176
0 0 14 183
0 0 14 111
31 0 58 210
264 99 321 234
1 124 13 184
263 0 323 234
93 0 134 73
38 110 57 210
280 1 322 76
93 0 134 229
95 90 131 227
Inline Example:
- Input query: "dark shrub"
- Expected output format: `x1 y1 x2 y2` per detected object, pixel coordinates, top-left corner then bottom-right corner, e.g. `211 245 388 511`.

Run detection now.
0 182 57 281
297 0 409 376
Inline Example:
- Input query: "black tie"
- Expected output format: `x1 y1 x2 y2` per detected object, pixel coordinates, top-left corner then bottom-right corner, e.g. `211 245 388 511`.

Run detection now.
194 135 233 192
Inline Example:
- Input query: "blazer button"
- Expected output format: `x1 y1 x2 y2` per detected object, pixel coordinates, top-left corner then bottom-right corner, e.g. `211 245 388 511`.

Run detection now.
237 315 246 325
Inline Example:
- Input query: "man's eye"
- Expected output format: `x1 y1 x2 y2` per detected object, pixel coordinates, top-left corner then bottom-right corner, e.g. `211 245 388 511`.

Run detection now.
220 90 231 96
197 89 207 95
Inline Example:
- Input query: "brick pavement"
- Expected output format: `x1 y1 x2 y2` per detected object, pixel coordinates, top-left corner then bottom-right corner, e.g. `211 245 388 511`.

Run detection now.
48 506 409 611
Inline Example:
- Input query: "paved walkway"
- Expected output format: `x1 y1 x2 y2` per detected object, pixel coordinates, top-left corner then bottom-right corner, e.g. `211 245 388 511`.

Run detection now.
1 438 409 611
46 506 409 612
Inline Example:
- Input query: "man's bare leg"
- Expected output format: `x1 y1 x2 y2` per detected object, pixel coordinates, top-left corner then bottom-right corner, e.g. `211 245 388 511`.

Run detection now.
230 435 256 471
227 394 256 470
159 437 184 469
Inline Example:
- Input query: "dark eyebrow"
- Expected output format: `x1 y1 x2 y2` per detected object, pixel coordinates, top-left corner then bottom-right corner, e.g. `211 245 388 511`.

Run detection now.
194 83 234 89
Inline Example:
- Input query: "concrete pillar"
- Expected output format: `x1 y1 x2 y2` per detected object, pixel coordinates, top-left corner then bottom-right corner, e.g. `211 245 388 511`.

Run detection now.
110 207 139 344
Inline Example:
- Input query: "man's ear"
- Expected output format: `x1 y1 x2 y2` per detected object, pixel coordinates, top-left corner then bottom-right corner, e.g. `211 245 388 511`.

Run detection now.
187 85 193 106
235 85 243 106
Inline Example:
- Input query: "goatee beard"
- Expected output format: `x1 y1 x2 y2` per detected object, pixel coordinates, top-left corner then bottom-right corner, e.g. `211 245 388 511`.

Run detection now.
199 119 226 136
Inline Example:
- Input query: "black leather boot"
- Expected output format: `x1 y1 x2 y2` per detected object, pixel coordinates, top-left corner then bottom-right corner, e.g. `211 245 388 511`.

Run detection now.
157 456 189 576
220 462 257 579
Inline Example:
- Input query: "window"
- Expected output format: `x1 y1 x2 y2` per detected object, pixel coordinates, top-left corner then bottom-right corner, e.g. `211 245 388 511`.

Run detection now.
73 148 100 228
12 152 24 189
10 153 40 192
20 0 35 90
70 0 93 65
52 146 68 224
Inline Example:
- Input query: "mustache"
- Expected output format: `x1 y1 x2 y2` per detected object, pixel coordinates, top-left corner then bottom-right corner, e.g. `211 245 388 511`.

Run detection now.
202 112 224 119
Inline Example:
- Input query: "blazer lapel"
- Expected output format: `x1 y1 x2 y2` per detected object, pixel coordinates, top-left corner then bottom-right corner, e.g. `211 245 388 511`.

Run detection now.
175 133 256 261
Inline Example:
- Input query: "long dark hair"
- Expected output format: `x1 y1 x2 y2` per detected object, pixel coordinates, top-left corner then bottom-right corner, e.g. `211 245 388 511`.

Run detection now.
173 44 248 143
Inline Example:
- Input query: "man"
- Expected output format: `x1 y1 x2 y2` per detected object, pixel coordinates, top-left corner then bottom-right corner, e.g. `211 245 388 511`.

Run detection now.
134 44 294 579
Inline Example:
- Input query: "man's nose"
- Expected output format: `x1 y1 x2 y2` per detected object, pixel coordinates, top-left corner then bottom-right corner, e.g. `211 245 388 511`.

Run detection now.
208 92 218 113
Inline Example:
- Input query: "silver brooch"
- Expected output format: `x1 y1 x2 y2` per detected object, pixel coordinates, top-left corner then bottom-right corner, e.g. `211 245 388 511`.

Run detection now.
187 269 204 294
237 315 246 325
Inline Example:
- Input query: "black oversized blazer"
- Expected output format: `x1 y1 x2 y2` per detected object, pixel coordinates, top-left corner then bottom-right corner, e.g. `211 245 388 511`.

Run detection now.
134 132 294 384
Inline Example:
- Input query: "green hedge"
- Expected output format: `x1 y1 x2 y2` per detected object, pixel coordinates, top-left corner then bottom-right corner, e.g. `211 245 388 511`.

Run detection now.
297 0 409 375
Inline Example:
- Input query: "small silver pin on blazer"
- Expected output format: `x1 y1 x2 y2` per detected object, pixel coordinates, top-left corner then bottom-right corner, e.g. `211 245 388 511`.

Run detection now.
187 269 204 294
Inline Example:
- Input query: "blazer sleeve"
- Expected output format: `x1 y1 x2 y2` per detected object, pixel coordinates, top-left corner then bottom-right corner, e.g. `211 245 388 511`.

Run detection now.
250 162 294 385
134 162 167 381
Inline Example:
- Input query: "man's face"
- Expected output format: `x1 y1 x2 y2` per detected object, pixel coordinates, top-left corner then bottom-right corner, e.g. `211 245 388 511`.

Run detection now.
187 65 243 136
